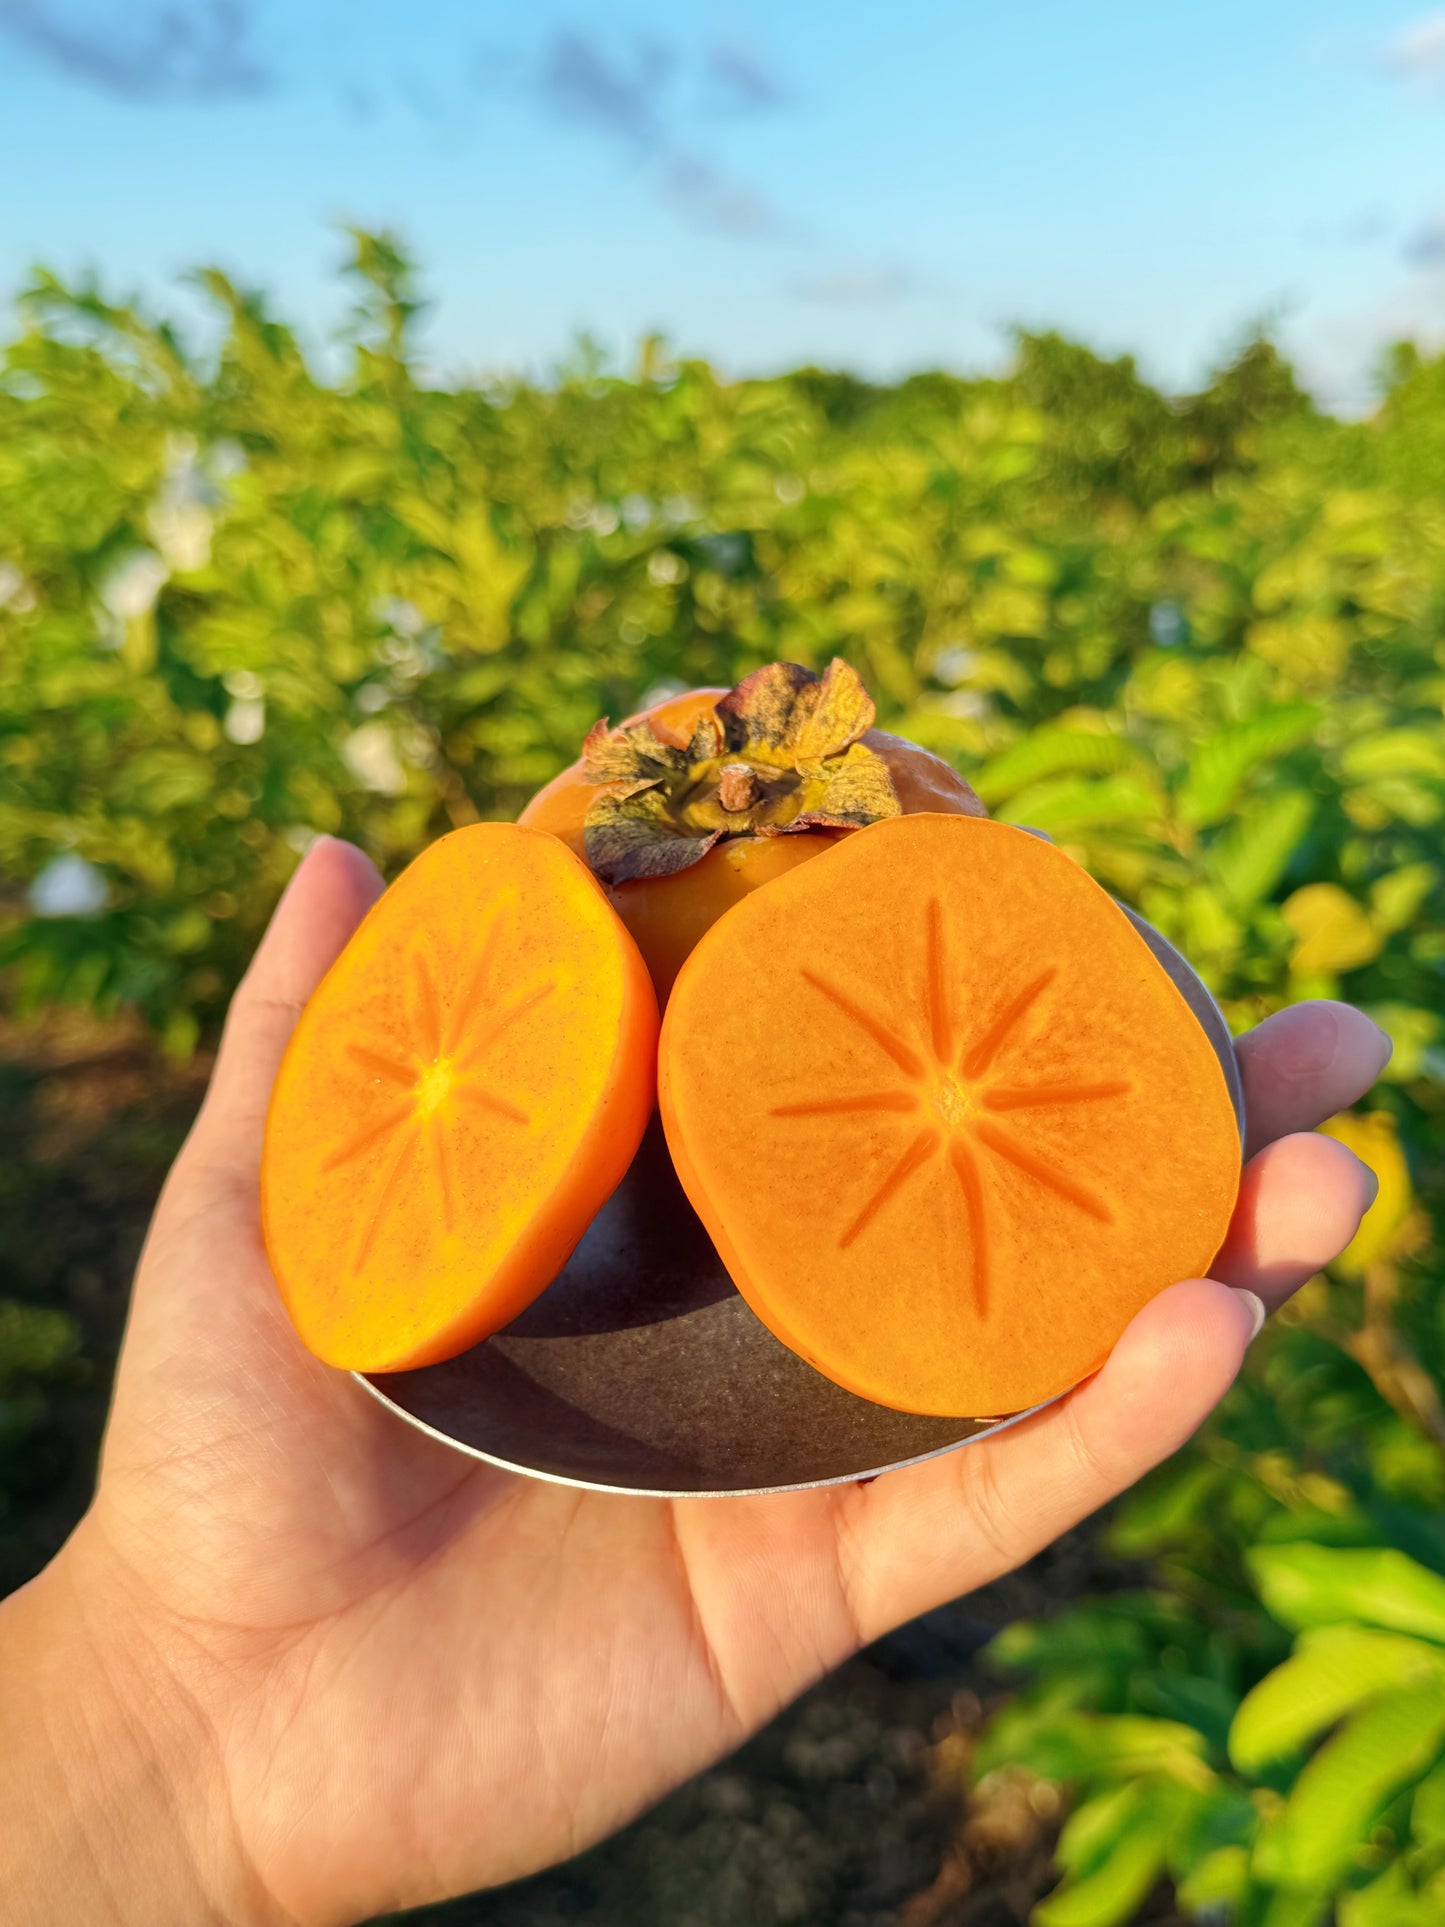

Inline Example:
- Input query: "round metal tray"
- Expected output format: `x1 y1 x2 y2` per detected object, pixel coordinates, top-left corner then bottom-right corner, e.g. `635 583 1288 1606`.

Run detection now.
359 911 1243 1497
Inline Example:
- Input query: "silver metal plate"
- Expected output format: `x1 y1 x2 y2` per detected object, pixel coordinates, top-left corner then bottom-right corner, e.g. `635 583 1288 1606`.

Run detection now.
359 911 1242 1497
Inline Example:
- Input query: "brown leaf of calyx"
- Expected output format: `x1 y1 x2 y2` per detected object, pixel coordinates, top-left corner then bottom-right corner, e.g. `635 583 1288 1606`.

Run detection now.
581 718 691 787
580 660 895 881
716 658 877 763
772 741 902 833
585 784 724 884
715 661 815 755
685 712 724 762
791 659 879 765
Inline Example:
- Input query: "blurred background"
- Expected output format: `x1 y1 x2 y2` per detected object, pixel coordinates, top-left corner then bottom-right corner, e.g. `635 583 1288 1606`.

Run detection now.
2 4 1444 1923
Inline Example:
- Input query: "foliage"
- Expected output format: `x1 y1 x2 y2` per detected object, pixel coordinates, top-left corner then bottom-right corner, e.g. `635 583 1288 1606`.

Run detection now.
0 238 1443 1918
976 1108 1445 1923
0 1296 82 1520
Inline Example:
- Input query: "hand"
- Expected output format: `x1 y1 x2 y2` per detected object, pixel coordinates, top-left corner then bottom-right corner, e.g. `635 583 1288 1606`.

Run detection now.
0 837 1388 1927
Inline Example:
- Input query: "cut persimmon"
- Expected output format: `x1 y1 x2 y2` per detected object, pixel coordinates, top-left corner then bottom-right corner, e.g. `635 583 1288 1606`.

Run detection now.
262 823 658 1373
659 814 1241 1417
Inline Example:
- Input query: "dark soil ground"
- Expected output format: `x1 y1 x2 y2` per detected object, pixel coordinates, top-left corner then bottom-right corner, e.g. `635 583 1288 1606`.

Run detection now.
0 1012 1186 1927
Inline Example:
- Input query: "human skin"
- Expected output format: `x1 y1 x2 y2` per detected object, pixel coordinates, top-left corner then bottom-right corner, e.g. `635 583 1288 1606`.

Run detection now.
0 836 1387 1926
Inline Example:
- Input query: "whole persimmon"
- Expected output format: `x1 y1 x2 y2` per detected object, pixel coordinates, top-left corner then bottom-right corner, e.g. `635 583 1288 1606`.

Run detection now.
515 661 1239 1420
520 660 986 1001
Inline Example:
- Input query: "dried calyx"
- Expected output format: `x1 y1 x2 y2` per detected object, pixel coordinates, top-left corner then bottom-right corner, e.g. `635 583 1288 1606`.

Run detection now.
582 660 902 885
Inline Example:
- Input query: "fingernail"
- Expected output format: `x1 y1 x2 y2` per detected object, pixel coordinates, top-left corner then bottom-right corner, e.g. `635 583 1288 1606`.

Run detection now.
1235 1289 1267 1344
1272 1003 1341 1078
1354 1155 1380 1211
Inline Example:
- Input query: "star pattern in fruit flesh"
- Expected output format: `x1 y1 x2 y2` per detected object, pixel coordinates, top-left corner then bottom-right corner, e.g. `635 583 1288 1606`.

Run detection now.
320 933 552 1275
770 900 1130 1314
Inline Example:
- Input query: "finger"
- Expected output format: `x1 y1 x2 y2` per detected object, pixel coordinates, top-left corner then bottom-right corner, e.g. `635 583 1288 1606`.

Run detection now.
1237 1001 1392 1159
837 1277 1256 1640
186 837 386 1182
1211 1131 1378 1309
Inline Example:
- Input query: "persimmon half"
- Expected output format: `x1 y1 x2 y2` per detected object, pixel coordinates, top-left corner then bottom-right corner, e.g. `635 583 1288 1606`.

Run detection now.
659 813 1241 1418
262 823 658 1372
520 660 985 1001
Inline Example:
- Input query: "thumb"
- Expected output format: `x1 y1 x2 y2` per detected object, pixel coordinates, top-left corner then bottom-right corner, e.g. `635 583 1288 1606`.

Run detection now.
184 836 386 1186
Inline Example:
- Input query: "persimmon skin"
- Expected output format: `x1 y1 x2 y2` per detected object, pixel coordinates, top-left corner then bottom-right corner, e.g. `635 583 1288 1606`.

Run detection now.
519 686 985 999
659 814 1242 1419
262 823 658 1374
613 836 837 1005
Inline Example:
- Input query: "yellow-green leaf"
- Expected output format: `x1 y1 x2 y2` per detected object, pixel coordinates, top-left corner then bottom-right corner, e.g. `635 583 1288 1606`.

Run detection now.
1253 1680 1445 1889
1230 1624 1445 1773
1282 883 1383 977
1319 1111 1416 1276
1248 1544 1445 1643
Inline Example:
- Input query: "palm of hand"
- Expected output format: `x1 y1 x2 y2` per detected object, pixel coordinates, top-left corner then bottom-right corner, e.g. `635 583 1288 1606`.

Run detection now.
99 1177 853 1923
72 839 1385 1925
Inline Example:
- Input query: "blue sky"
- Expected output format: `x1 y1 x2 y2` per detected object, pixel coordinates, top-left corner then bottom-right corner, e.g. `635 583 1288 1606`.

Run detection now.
2 1 1444 406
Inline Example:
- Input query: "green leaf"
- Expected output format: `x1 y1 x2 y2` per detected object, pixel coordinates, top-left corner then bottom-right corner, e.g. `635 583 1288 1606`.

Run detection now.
972 1681 1110 1779
971 727 1148 805
1176 703 1321 827
1338 1861 1435 1927
1259 1889 1332 1927
1366 1003 1441 1082
1055 1780 1152 1878
0 1300 81 1394
1341 727 1445 782
1411 1762 1445 1844
1134 1673 1239 1752
1370 861 1437 934
1230 1625 1445 1773
987 1602 1157 1676
1204 788 1314 911
997 772 1163 833
1035 1783 1186 1927
973 1709 1211 1787
1253 1679 1445 1887
1350 774 1445 828
1175 1844 1250 1914
111 748 218 814
1248 1545 1445 1644
1109 1459 1226 1557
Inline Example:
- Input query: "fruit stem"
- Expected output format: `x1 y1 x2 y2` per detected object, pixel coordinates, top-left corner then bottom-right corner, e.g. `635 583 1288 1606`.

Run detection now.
718 763 762 813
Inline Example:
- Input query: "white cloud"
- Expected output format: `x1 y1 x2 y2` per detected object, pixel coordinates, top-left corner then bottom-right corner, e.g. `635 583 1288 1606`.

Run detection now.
705 40 785 112
0 0 270 101
1289 273 1445 418
1384 11 1445 84
535 30 785 240
661 153 782 237
789 263 922 308
1405 215 1445 265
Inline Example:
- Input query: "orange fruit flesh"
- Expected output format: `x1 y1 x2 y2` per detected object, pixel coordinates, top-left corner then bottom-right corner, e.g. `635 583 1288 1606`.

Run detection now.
659 814 1241 1418
262 823 658 1372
